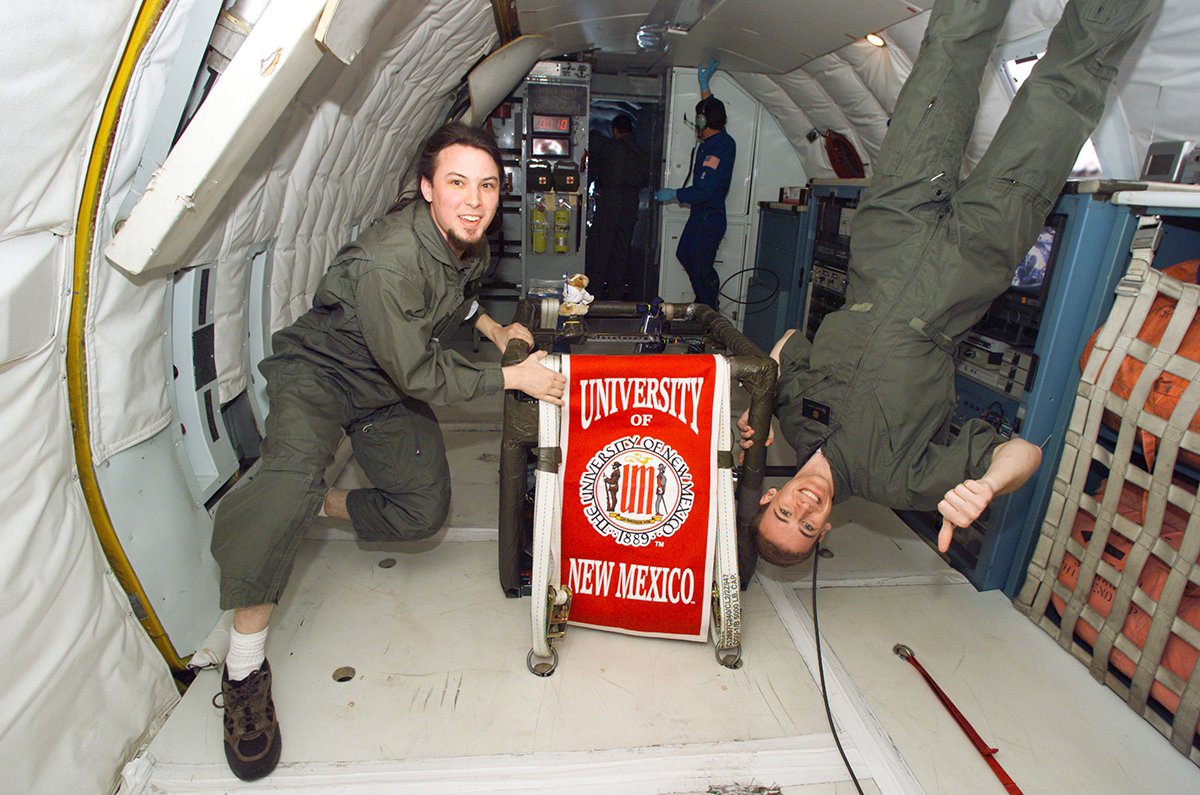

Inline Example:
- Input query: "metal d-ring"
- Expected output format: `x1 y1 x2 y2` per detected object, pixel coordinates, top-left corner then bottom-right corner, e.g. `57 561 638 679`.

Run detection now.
715 643 743 669
527 647 558 677
893 643 913 660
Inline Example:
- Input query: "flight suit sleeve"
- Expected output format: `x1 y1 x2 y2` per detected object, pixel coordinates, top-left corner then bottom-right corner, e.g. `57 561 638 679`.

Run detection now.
354 266 504 406
901 418 1007 511
772 331 822 451
589 132 613 159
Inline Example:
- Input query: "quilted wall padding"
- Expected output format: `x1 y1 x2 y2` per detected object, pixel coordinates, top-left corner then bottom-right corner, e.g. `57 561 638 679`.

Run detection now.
0 2 183 791
87 0 498 461
729 0 1181 183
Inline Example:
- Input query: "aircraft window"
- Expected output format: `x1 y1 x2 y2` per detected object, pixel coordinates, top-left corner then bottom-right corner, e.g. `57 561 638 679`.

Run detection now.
1000 48 1104 179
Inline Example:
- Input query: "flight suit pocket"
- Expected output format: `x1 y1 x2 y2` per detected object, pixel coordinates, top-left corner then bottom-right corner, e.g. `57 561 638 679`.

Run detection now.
872 375 953 464
348 413 445 491
908 316 957 357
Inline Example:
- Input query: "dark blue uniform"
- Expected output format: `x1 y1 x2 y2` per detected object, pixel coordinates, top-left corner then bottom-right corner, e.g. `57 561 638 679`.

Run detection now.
676 129 735 310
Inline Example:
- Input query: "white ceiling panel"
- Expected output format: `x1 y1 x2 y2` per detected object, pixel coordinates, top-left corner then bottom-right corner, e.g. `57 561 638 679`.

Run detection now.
516 0 930 73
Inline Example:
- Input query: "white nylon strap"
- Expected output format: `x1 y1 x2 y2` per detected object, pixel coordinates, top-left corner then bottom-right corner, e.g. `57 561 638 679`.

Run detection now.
711 355 741 651
530 354 564 659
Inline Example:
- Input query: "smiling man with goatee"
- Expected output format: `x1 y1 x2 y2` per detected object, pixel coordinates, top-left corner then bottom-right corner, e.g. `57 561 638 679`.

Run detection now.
207 122 566 782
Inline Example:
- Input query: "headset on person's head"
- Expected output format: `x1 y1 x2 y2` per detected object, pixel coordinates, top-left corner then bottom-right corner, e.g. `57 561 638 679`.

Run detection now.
694 95 726 133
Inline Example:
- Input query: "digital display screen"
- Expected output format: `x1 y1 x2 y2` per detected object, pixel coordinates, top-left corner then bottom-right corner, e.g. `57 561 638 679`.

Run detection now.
532 114 571 134
531 136 570 158
1009 216 1063 302
1145 152 1174 177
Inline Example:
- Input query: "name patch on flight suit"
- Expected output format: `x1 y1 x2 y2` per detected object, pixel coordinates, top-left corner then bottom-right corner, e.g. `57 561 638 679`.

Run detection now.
802 397 831 426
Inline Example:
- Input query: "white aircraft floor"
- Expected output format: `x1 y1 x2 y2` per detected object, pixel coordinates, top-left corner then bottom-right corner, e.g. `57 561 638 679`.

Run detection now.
127 385 1200 794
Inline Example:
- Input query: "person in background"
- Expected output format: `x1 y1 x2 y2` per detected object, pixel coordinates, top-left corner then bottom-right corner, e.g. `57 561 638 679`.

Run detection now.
656 59 735 312
209 122 566 781
586 113 649 299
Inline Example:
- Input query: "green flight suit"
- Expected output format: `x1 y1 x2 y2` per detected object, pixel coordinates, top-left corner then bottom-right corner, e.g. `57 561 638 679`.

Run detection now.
776 0 1158 511
212 200 504 609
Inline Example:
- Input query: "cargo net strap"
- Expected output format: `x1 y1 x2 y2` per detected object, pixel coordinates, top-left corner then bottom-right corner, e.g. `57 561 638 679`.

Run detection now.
1016 265 1200 761
530 354 740 665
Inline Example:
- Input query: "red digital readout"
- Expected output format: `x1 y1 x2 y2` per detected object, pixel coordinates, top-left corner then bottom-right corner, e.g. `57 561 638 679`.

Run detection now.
533 114 570 133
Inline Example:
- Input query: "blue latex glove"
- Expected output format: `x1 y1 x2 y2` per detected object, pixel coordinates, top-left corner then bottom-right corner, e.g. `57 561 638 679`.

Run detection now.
698 59 719 92
655 188 677 203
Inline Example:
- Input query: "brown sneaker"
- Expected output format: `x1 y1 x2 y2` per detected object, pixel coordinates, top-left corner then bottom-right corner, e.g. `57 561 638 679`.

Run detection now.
213 659 281 780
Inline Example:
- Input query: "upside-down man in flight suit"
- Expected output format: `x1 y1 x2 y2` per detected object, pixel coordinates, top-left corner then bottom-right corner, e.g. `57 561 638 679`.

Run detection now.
208 122 566 781
740 0 1159 566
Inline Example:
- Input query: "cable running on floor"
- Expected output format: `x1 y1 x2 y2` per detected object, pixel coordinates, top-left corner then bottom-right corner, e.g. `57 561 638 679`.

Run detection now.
812 541 865 794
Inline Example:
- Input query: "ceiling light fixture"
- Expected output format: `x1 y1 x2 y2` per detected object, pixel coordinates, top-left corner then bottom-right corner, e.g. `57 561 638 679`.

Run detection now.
866 33 886 47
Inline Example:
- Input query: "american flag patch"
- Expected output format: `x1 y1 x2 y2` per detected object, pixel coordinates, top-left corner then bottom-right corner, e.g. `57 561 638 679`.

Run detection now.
702 154 720 169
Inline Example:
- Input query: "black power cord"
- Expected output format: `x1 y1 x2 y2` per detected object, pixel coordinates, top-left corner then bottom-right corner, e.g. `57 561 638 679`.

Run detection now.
812 541 865 795
718 267 780 307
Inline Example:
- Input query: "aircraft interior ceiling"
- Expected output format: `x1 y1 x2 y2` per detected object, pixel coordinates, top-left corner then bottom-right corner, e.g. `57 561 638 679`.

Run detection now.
1 0 1199 791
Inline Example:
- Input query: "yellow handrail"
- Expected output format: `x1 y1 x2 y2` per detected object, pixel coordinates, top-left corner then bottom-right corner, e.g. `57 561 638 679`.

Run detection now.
67 0 186 672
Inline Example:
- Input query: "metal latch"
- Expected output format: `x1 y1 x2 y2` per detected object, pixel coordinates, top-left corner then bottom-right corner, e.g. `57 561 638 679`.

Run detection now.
1117 215 1162 296
547 585 572 639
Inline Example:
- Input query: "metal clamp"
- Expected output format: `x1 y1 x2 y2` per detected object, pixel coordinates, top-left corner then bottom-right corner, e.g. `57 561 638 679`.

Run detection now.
1116 215 1162 296
547 585 572 640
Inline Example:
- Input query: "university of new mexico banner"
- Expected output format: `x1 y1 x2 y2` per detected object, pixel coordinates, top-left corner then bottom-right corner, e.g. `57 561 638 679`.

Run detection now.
559 354 719 640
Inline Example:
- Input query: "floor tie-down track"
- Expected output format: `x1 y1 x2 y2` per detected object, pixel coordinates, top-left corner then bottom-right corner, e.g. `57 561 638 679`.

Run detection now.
495 300 777 675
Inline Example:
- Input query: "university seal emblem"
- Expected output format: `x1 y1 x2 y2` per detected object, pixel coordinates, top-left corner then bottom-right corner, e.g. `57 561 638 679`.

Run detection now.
578 434 694 547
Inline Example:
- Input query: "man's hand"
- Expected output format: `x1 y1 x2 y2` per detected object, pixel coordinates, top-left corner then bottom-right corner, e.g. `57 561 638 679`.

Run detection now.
736 408 774 462
489 321 534 353
935 437 1041 553
655 188 677 203
475 313 533 353
503 350 566 406
937 479 994 553
698 59 719 95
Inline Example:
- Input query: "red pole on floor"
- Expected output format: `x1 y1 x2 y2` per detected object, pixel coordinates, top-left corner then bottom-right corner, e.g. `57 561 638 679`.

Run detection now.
893 644 1023 795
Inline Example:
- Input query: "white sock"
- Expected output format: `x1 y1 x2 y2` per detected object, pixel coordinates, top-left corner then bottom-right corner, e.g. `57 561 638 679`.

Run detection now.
225 627 268 681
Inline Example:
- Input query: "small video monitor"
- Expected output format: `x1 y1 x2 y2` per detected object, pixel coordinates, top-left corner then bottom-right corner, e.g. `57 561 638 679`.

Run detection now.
1007 219 1061 303
530 135 571 158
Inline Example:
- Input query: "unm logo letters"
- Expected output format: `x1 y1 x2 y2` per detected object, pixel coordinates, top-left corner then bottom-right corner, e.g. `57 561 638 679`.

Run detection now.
578 376 705 432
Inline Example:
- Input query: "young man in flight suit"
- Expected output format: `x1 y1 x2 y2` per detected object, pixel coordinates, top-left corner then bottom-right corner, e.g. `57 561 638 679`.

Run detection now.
740 0 1159 566
657 59 736 312
209 122 566 780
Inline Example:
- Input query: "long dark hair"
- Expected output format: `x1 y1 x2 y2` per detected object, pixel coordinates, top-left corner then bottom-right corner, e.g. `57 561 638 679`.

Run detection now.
391 122 504 213
416 121 504 184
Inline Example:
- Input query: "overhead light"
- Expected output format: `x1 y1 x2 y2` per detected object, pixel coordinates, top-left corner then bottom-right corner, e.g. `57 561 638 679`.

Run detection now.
866 33 885 47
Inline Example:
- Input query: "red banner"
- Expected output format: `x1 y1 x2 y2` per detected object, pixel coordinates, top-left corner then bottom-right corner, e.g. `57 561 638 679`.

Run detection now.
559 354 718 640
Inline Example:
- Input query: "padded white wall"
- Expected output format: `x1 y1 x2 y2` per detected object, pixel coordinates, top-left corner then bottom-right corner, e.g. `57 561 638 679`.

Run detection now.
0 2 182 792
731 0 1193 184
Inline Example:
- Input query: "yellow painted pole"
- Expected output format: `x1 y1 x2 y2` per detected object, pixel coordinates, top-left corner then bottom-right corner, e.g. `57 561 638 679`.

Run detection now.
67 0 186 672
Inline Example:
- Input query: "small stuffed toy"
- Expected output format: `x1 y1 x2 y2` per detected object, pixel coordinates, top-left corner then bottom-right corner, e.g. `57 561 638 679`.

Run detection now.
560 273 594 315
